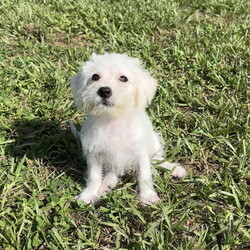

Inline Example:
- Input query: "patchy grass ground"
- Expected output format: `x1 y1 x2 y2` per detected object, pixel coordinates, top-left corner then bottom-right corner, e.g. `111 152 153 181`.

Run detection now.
0 0 249 249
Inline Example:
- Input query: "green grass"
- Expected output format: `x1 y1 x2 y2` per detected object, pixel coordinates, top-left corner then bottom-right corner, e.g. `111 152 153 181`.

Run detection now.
0 0 249 249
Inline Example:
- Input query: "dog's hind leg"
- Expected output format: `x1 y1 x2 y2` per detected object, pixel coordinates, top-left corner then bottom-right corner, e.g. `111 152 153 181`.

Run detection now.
98 172 118 196
151 132 186 178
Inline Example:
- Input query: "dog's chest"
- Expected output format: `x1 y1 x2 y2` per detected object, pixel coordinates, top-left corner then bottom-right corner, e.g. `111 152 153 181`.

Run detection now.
82 117 141 159
99 120 136 151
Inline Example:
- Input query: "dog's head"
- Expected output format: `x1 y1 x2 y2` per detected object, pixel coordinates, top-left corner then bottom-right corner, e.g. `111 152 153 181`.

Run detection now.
71 53 157 117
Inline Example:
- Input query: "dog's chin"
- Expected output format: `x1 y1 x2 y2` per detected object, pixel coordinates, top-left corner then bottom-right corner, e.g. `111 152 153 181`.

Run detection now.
101 99 113 107
89 100 132 117
88 99 114 115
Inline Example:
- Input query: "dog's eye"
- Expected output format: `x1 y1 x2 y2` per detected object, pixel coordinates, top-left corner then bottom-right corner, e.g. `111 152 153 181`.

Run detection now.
119 75 128 82
92 74 100 81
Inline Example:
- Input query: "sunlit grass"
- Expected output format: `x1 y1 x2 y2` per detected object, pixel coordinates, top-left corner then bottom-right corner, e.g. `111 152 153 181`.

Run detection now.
0 0 249 248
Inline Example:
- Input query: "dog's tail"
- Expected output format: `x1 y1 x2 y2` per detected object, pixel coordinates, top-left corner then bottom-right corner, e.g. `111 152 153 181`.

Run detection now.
69 121 80 140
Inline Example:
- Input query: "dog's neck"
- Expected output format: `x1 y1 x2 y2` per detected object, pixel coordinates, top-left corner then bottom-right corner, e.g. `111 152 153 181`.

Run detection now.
87 109 145 124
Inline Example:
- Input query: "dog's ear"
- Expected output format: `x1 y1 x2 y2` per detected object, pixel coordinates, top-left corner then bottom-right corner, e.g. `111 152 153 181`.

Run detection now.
71 70 86 109
136 70 157 110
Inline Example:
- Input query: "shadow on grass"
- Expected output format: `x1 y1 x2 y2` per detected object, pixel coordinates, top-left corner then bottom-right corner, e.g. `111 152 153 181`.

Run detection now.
5 118 86 183
4 118 137 208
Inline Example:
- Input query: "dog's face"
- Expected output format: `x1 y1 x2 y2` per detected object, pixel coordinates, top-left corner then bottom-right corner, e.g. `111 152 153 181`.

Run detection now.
71 53 157 117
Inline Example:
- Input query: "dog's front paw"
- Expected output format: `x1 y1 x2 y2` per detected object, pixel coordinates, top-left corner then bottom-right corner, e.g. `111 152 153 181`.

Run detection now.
171 164 187 178
139 190 160 205
75 191 98 204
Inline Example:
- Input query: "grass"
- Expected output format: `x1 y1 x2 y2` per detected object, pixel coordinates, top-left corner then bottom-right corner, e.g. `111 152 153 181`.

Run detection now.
0 0 249 249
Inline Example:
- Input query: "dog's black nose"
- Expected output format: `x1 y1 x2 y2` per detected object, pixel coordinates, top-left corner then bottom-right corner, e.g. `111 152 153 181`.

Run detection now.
97 87 112 98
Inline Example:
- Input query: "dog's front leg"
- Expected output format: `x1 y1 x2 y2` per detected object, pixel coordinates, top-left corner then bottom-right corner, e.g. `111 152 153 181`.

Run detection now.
76 156 102 204
138 153 160 205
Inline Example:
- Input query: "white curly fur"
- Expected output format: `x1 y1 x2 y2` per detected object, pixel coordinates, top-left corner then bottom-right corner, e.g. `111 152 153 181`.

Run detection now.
71 53 186 205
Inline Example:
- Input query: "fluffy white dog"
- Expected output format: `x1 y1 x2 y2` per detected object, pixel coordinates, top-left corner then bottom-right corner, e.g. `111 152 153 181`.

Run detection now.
71 53 186 205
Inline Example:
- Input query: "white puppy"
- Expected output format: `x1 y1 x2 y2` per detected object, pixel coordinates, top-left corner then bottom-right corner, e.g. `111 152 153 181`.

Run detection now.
71 53 186 205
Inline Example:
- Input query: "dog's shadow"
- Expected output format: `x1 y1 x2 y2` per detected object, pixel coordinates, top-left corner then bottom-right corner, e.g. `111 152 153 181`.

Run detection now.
5 118 85 183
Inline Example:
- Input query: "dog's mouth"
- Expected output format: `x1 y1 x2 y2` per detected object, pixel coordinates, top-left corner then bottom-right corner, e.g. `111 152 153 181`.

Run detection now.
101 98 113 107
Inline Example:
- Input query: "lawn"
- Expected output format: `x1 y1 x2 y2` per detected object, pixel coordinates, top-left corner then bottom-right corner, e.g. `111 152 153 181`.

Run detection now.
0 0 249 249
